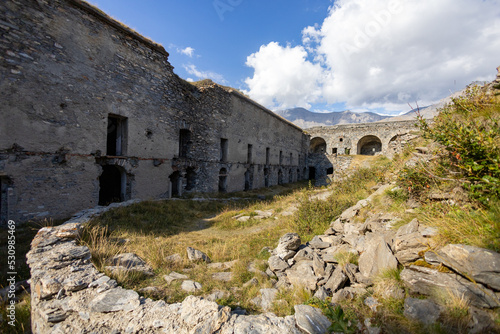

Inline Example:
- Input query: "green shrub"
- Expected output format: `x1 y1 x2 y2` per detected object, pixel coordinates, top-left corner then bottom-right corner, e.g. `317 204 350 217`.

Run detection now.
418 85 500 205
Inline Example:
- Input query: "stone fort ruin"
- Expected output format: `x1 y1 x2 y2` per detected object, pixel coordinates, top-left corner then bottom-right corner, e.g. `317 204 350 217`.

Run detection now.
0 0 417 225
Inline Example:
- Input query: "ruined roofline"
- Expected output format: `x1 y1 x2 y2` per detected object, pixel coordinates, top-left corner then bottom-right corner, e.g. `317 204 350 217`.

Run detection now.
67 0 169 58
67 0 303 133
227 89 305 133
307 119 419 132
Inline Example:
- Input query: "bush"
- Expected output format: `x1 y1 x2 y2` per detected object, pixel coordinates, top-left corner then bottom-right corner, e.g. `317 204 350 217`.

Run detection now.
418 85 500 205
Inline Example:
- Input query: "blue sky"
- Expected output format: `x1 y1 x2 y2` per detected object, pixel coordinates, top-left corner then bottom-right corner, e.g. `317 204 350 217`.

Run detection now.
88 0 500 115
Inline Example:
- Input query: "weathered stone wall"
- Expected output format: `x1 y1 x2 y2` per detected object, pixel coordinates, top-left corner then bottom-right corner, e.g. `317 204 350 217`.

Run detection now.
26 204 307 334
0 0 308 224
307 120 419 181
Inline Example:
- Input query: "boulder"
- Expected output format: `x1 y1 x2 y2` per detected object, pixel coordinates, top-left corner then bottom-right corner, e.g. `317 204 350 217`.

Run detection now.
89 288 140 313
401 266 500 308
403 297 442 325
275 233 301 259
312 253 326 277
294 304 332 334
395 219 419 237
435 244 500 291
106 253 154 276
324 266 348 293
313 286 329 301
358 236 398 278
260 288 279 312
294 247 314 262
286 261 318 291
181 280 202 293
268 255 289 272
309 236 331 249
186 247 211 263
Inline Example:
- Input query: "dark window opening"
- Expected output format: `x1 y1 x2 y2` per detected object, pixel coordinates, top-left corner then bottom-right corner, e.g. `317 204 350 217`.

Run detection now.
244 168 253 191
266 147 270 165
99 165 126 206
264 168 270 187
219 168 228 192
332 148 338 154
185 168 196 191
169 171 181 197
289 153 293 165
309 167 316 181
247 144 253 164
179 129 192 158
279 151 283 165
220 138 228 162
326 167 334 175
106 115 127 156
339 138 343 142
0 177 12 225
310 137 327 153
278 169 283 185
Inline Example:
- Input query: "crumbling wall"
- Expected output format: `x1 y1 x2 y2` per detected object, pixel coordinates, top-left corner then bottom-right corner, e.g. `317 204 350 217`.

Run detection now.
0 0 309 224
306 121 419 180
26 204 304 334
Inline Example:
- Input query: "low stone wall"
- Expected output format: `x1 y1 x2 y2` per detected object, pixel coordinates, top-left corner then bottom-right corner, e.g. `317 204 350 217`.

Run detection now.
27 202 320 334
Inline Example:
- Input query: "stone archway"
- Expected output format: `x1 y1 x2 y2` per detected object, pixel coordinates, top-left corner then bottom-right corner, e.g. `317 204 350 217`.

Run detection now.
310 137 327 154
357 135 382 155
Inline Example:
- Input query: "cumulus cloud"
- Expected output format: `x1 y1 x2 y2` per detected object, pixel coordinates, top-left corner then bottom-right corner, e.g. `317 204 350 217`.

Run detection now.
183 64 226 84
245 0 500 113
244 42 323 109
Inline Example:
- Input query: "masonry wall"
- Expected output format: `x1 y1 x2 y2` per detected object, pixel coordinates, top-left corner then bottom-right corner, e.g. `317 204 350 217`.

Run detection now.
306 121 419 183
0 0 308 224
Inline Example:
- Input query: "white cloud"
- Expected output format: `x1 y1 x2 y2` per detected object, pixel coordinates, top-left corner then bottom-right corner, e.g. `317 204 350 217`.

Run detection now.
183 64 226 84
245 0 500 114
179 46 195 57
244 42 323 110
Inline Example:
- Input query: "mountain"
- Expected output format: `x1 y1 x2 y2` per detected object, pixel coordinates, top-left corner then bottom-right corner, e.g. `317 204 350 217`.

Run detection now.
275 108 391 128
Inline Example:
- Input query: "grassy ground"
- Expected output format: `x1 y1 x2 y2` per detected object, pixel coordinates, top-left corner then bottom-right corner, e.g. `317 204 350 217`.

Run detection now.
79 159 385 315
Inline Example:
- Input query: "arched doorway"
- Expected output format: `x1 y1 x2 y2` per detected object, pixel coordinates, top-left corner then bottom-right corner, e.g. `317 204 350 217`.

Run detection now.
219 168 228 193
99 165 126 206
310 137 327 153
357 135 382 155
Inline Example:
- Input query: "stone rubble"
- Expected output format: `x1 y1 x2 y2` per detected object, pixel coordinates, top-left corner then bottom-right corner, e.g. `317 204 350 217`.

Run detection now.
26 204 331 333
28 186 500 333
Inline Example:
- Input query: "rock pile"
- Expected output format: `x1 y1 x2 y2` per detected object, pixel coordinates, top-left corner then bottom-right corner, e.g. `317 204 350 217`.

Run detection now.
26 203 332 333
265 185 500 332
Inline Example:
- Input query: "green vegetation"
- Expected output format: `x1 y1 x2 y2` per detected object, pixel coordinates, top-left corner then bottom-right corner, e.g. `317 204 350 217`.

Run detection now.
418 85 500 205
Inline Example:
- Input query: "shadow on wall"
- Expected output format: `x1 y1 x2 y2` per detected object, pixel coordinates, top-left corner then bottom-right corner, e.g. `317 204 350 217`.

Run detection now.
308 136 334 186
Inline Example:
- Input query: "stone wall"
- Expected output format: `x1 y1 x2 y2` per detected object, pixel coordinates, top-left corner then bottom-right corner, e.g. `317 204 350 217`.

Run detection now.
307 120 419 182
0 0 308 224
26 205 310 334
